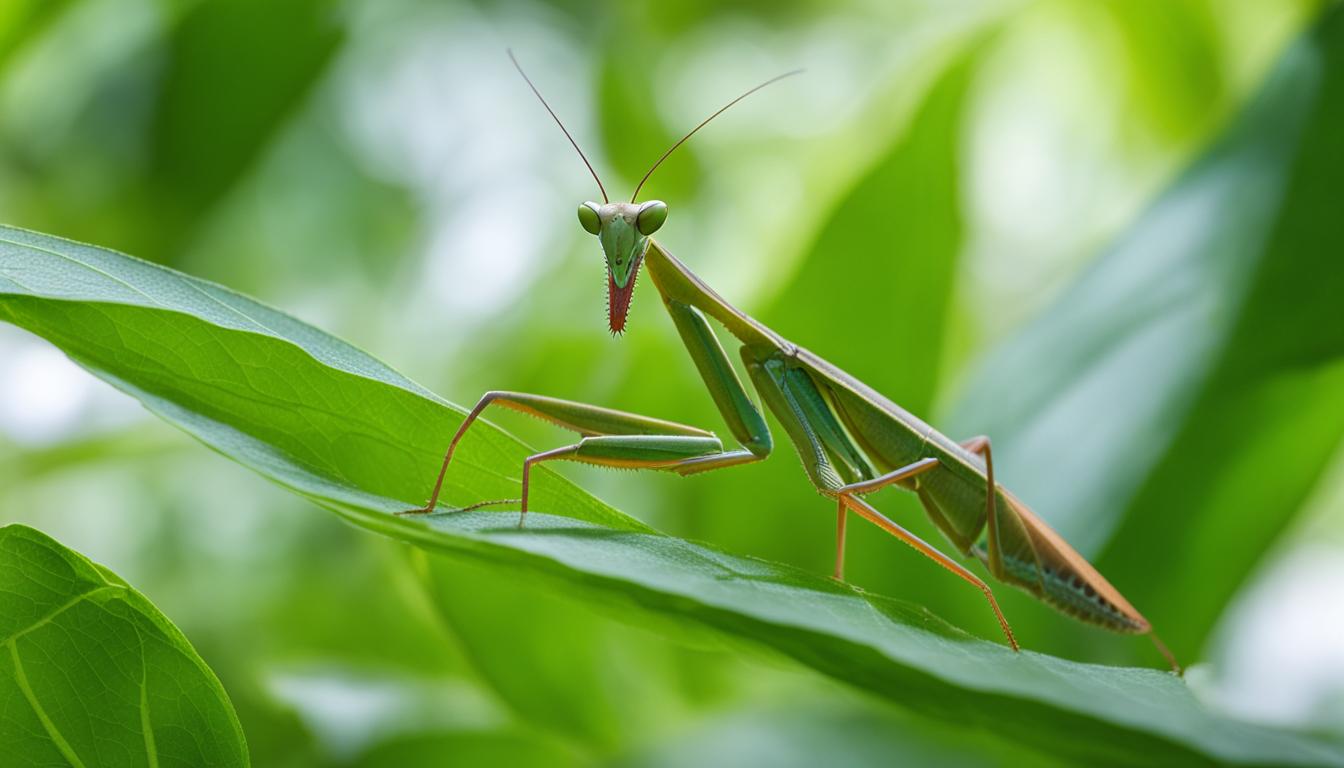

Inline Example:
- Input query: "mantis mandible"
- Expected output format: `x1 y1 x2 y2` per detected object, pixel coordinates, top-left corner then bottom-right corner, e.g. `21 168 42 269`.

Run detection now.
405 52 1180 673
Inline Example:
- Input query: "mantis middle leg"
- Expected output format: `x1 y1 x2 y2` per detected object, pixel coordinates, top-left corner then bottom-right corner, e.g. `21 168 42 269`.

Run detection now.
744 354 1019 650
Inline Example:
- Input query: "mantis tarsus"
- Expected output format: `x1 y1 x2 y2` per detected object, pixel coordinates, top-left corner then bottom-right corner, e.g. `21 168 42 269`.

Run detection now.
405 52 1180 673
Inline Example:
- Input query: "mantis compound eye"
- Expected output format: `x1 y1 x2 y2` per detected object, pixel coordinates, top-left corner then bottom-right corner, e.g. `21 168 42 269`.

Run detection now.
636 200 668 236
577 202 601 235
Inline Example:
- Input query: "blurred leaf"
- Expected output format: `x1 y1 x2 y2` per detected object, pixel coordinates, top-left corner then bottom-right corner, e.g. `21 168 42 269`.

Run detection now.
0 228 1340 766
1104 0 1224 143
0 425 177 485
417 553 671 753
761 49 974 407
352 729 582 768
0 0 70 70
137 0 342 260
596 32 694 203
0 524 247 767
614 698 1064 768
415 549 737 756
949 3 1344 661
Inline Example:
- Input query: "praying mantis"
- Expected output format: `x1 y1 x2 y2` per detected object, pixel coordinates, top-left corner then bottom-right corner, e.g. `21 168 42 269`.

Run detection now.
405 53 1180 673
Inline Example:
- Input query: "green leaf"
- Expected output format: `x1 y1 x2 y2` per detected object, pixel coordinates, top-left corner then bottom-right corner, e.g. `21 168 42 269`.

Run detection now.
0 229 1340 764
0 222 646 534
949 3 1344 661
0 524 247 767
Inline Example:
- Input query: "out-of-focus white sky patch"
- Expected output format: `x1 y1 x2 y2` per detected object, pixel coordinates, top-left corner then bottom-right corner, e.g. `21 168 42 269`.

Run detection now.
267 666 506 761
0 343 88 442
0 328 143 446
1206 441 1344 732
662 16 869 142
425 183 554 314
6 461 150 581
336 3 589 362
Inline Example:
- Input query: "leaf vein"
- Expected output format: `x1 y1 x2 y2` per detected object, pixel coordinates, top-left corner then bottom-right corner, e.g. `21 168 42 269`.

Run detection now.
8 640 89 768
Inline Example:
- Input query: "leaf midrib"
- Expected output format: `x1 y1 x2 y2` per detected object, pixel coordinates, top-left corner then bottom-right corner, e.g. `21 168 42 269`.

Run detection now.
8 640 90 768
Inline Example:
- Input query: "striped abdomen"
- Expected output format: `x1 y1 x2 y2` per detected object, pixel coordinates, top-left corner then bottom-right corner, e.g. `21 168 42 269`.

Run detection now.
974 492 1150 634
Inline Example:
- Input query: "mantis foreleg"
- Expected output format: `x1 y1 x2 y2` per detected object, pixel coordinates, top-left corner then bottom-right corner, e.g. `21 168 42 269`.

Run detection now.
407 299 776 524
409 391 717 516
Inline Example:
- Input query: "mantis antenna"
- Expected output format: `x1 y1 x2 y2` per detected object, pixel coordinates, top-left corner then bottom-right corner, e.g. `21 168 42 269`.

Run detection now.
631 68 803 202
508 49 609 204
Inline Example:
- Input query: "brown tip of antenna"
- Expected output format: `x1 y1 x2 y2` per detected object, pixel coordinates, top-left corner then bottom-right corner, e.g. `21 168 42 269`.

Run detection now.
631 68 803 202
508 49 608 203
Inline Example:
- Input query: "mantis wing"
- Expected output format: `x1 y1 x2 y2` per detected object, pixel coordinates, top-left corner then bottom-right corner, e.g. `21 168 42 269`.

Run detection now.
795 347 1151 634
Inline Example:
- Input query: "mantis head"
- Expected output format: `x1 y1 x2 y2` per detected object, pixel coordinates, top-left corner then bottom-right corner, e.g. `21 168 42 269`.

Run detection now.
577 200 667 334
508 50 798 335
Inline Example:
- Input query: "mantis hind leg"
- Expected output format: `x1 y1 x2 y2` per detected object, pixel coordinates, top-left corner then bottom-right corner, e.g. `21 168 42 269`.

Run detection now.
744 356 1018 650
831 458 940 580
954 436 1177 670
958 436 1004 578
840 494 1019 651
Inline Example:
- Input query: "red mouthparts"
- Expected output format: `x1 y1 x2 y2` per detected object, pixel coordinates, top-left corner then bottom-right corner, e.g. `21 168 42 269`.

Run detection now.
606 255 643 334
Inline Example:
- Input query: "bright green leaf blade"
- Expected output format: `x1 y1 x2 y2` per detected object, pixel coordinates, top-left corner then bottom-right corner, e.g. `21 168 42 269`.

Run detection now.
0 524 247 767
0 224 646 534
0 232 1339 765
948 4 1344 660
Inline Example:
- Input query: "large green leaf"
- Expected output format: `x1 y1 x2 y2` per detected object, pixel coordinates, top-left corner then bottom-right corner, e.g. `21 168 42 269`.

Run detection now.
949 3 1344 661
0 524 247 767
1 228 1340 765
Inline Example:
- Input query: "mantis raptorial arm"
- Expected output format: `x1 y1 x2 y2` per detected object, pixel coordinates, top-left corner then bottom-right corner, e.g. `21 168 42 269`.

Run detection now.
662 299 773 470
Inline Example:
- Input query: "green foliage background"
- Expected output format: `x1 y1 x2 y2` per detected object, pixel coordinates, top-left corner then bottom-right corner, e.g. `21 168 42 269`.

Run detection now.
1 0 1341 765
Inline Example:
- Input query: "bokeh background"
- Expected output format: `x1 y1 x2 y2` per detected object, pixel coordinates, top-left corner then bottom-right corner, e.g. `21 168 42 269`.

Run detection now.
1 0 1340 764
